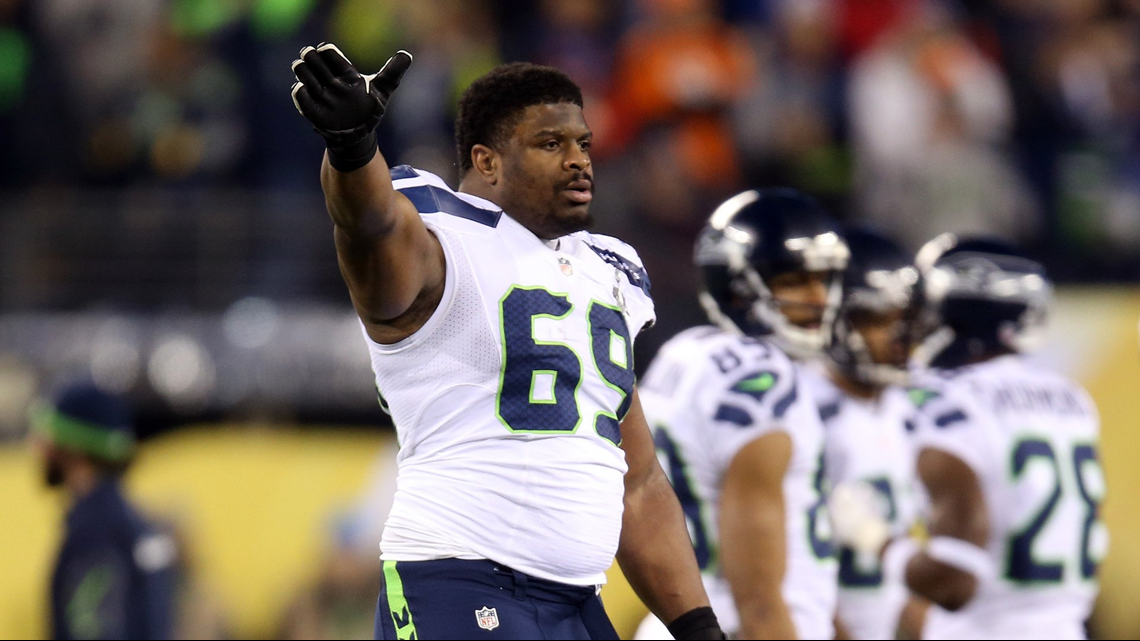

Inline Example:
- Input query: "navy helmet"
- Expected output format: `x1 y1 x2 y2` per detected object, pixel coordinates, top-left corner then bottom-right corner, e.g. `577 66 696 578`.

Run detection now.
694 189 849 358
32 381 136 463
826 226 920 386
913 233 1051 369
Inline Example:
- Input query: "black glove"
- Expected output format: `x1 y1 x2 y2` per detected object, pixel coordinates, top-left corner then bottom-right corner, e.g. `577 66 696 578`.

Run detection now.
290 44 412 172
666 606 725 640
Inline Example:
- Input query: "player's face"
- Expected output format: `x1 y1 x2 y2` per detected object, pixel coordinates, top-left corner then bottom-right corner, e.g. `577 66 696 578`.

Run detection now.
849 307 910 369
498 103 594 239
768 270 831 329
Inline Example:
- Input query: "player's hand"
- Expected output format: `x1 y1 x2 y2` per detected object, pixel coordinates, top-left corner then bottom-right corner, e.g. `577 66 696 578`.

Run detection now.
290 44 412 171
829 481 892 558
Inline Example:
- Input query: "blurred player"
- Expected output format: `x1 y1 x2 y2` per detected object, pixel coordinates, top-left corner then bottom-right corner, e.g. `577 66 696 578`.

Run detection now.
290 46 720 640
807 227 923 639
832 235 1105 639
30 381 176 640
636 190 846 639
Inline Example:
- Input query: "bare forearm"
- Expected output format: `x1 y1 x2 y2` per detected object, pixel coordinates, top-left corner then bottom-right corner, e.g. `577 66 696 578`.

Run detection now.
738 598 796 640
904 553 977 611
895 595 929 640
912 449 986 611
720 433 794 639
617 469 710 625
320 149 400 238
833 614 851 640
727 530 794 640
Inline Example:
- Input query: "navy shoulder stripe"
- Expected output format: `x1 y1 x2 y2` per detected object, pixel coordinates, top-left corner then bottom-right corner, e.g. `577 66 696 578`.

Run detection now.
389 165 419 181
399 184 501 228
934 409 968 428
714 404 753 427
586 244 652 297
772 382 798 419
818 401 841 424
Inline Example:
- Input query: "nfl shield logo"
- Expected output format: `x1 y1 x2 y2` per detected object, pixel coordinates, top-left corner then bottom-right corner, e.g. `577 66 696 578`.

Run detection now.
475 606 499 631
558 257 573 276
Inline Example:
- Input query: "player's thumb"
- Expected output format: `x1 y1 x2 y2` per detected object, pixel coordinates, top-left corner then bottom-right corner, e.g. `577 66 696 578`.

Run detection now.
368 50 413 99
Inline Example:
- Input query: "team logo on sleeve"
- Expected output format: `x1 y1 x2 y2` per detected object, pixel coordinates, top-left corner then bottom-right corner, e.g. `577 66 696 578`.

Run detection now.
907 387 941 408
475 606 499 631
731 371 779 401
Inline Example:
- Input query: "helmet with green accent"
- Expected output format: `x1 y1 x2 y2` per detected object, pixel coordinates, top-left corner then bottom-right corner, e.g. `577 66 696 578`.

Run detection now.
31 381 136 463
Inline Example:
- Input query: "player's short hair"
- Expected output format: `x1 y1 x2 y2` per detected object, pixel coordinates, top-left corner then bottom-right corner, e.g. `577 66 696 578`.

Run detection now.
455 62 584 173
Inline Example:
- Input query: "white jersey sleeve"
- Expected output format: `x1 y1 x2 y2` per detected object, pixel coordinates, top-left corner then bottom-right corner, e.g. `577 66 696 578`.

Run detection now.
907 374 996 477
573 231 656 342
701 345 802 472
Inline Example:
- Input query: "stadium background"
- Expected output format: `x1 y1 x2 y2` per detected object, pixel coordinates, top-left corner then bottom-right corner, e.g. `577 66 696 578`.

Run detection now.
0 0 1138 638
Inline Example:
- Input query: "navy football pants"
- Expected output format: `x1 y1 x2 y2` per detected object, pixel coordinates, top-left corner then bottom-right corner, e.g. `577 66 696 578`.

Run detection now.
374 558 619 640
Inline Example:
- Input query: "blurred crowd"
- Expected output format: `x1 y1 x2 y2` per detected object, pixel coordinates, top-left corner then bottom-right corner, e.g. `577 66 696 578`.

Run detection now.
1 0 1139 343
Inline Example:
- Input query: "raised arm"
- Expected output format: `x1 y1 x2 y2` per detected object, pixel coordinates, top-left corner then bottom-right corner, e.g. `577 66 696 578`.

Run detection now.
292 45 445 343
617 389 723 640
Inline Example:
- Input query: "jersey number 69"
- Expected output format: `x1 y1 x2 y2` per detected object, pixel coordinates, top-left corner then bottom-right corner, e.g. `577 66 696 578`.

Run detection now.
495 286 635 445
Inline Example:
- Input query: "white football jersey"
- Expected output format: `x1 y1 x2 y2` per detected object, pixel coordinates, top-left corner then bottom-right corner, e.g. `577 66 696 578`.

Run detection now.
804 368 919 640
366 167 655 586
910 355 1104 640
639 327 837 639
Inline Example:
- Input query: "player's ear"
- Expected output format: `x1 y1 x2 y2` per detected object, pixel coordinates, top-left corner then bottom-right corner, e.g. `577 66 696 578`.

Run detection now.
470 144 499 186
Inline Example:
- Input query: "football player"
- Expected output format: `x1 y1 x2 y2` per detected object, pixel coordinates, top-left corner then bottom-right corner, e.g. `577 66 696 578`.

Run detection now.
831 235 1105 639
808 227 923 639
31 382 176 640
290 46 720 640
637 190 846 639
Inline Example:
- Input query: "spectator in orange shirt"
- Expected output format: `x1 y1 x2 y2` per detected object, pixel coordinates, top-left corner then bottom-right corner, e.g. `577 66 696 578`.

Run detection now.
610 0 755 189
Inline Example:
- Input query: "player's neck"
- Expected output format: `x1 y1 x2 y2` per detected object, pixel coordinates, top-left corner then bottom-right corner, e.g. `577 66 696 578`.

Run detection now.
458 174 492 201
457 176 557 240
458 175 511 219
64 462 102 501
969 348 1017 365
827 368 881 400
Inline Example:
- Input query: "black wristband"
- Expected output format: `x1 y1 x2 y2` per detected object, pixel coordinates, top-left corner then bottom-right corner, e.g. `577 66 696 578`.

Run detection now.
666 606 724 640
326 131 378 172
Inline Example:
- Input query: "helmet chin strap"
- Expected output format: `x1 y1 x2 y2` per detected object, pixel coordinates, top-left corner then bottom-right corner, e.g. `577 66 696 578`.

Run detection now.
860 358 911 388
741 267 842 361
1002 305 1048 354
912 326 956 370
1004 322 1045 353
913 308 1045 371
843 328 911 387
698 291 745 336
